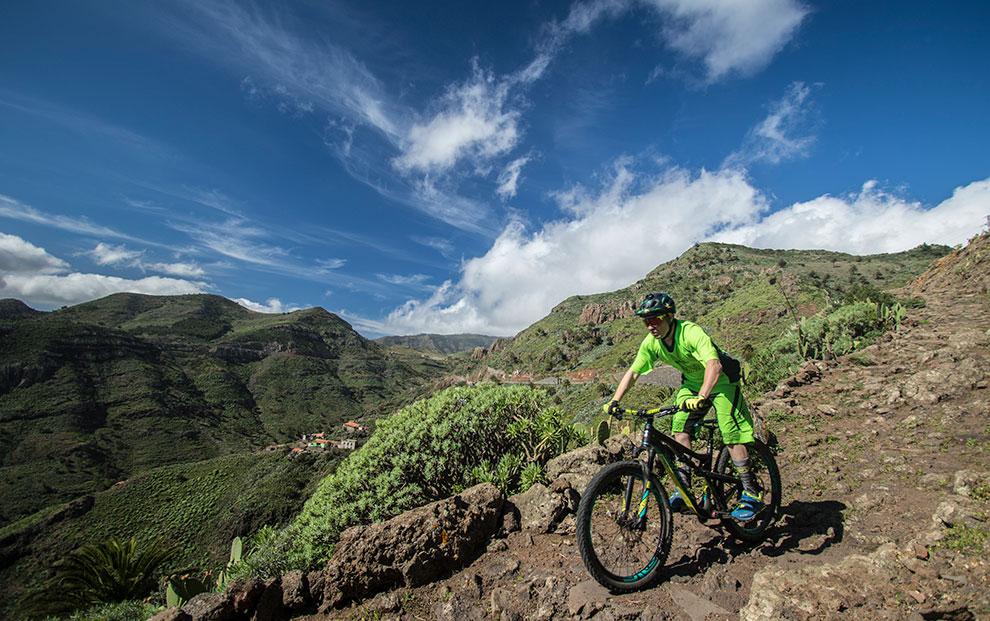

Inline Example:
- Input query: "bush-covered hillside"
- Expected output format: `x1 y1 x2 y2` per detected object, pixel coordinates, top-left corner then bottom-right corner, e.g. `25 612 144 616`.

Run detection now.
0 293 448 526
240 384 586 572
475 242 948 375
0 449 340 618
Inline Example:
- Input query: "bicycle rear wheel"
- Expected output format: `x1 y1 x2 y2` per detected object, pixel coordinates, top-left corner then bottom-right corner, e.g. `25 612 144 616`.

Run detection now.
575 461 673 592
715 440 781 541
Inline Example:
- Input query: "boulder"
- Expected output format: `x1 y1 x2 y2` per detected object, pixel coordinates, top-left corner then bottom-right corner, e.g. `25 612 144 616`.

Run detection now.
953 470 989 498
931 496 985 529
740 543 906 621
499 499 521 536
280 570 309 611
228 578 265 617
545 444 610 494
251 579 283 621
603 433 639 461
181 592 233 621
509 483 571 533
318 483 504 610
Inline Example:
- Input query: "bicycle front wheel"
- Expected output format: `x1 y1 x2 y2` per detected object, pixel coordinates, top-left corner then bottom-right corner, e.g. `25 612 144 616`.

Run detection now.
575 461 673 592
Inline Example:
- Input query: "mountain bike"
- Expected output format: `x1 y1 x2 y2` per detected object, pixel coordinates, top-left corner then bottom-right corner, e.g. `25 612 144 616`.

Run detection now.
575 405 781 592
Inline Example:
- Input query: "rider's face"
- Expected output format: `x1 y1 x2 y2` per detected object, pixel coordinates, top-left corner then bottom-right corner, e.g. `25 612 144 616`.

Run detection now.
644 315 671 339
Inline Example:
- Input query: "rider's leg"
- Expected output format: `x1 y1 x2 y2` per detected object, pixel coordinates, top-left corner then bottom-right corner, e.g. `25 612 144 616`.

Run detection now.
728 444 758 494
712 387 764 520
713 387 757 493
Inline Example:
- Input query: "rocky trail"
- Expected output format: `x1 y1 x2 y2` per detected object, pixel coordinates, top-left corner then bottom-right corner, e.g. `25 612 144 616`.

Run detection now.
327 235 990 621
162 234 990 621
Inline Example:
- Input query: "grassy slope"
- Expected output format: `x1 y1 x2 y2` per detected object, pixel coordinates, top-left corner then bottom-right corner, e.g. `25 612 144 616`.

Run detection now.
0 293 447 526
374 333 498 355
0 449 341 616
478 243 948 375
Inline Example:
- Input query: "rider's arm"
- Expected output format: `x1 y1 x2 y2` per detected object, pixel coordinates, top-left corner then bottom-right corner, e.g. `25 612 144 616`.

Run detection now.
697 358 722 399
611 368 640 403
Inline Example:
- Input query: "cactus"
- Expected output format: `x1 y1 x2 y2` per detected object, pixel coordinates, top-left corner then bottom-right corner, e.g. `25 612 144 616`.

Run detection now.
166 574 210 607
595 419 610 445
215 536 244 590
229 537 243 565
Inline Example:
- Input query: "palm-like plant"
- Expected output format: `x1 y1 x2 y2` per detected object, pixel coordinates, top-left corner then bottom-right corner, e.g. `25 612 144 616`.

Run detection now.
21 537 175 617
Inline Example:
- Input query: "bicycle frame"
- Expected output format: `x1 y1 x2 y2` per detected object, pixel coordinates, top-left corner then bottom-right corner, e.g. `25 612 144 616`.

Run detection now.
622 407 742 524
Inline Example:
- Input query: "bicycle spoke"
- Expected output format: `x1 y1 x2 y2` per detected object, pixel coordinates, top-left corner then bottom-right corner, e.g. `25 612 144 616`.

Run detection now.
587 473 661 580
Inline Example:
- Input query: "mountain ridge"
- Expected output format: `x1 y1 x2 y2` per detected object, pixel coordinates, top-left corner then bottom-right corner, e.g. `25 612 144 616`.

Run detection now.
0 292 447 526
374 332 498 355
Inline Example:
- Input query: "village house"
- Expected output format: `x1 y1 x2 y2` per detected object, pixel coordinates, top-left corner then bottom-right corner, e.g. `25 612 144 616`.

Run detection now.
343 421 369 435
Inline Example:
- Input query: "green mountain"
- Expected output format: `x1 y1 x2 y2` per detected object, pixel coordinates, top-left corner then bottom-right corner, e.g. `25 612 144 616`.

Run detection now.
374 333 497 355
477 242 949 375
0 293 447 526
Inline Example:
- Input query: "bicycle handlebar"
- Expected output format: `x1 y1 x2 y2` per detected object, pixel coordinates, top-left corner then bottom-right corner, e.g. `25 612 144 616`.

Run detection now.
612 404 680 419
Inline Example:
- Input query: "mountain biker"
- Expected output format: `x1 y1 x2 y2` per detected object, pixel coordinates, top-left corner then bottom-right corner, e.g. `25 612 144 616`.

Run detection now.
603 292 764 522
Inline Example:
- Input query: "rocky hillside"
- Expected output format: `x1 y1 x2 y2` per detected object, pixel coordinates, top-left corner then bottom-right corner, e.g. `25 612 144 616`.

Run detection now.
165 233 989 620
475 243 948 375
374 333 498 355
0 293 447 525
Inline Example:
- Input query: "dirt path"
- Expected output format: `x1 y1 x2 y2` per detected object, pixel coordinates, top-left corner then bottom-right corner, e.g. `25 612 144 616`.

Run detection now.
315 238 990 621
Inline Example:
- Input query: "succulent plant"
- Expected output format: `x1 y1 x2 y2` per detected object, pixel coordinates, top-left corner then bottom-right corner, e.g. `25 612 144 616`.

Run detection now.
596 419 610 445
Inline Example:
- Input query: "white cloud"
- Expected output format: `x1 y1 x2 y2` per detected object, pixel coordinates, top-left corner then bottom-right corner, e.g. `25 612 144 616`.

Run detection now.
643 0 809 81
89 242 144 266
497 156 532 200
385 164 765 335
381 163 990 336
0 194 156 245
0 232 69 274
712 178 990 254
86 242 207 278
1 273 206 307
233 297 301 313
170 217 290 267
724 82 817 168
173 1 400 140
394 63 519 174
0 232 207 307
316 258 347 272
412 236 456 259
144 261 206 278
377 273 431 287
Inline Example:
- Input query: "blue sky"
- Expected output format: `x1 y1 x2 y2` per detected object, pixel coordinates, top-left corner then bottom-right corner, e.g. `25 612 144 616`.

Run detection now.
1 0 988 336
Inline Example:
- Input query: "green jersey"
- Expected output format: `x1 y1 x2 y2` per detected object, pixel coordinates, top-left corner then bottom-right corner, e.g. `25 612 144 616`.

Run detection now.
630 320 739 387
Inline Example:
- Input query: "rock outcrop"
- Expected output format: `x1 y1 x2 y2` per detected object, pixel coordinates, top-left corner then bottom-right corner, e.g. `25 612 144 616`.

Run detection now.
578 300 635 325
318 483 504 610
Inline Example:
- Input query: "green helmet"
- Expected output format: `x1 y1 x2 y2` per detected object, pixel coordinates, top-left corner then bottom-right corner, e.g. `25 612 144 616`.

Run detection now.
635 292 675 319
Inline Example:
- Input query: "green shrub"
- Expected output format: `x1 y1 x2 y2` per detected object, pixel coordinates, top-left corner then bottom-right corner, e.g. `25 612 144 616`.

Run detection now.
22 538 174 618
267 384 581 569
940 524 990 556
518 462 545 493
64 600 161 621
747 299 906 395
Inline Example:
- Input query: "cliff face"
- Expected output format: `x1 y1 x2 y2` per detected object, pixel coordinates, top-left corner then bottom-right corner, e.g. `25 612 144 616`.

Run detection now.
0 293 444 526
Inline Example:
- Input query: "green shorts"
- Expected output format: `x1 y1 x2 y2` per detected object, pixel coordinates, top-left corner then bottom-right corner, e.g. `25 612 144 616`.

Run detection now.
673 383 754 445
